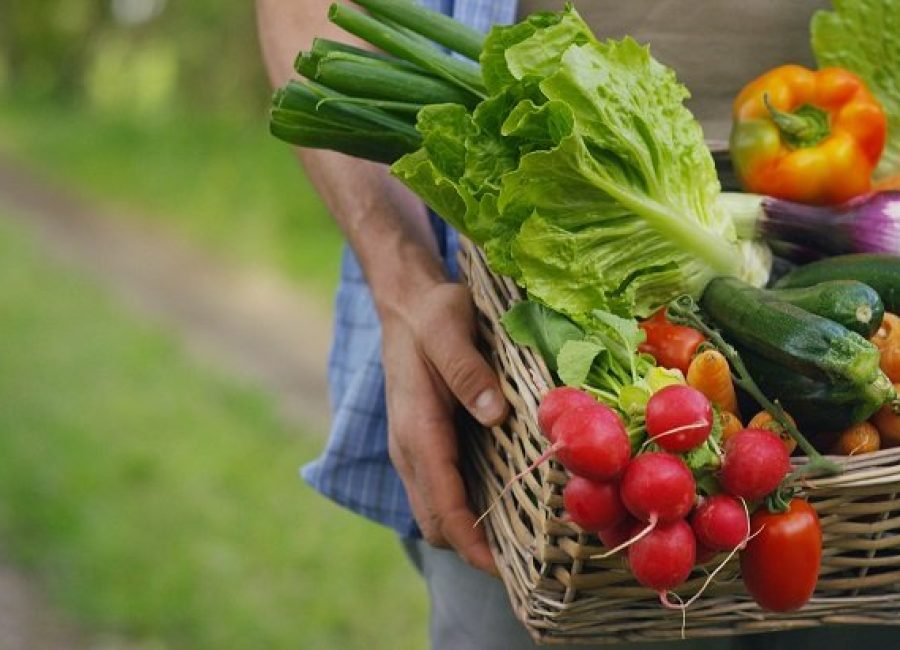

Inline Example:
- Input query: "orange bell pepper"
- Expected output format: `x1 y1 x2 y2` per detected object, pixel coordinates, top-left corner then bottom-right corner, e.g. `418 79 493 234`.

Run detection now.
730 65 886 205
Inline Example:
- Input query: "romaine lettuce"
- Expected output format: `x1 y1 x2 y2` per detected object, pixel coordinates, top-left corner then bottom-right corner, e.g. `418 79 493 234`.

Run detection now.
393 6 763 322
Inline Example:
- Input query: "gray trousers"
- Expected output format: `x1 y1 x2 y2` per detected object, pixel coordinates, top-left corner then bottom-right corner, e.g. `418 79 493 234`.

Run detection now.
403 538 900 650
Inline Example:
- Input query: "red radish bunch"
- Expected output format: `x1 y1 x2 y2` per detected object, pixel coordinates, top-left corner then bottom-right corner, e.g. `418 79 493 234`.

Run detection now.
476 389 633 529
538 386 795 611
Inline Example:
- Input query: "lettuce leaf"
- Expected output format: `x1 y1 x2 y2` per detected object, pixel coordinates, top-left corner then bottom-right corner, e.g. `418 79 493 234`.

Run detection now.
812 0 900 179
393 6 758 322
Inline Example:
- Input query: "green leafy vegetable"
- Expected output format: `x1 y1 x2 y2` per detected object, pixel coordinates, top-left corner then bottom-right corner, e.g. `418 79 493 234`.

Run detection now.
350 0 487 61
812 0 900 179
501 300 583 371
501 298 653 406
393 6 763 322
557 340 603 387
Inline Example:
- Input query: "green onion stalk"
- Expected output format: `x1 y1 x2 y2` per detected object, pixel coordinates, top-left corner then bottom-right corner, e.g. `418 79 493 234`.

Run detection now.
269 0 488 161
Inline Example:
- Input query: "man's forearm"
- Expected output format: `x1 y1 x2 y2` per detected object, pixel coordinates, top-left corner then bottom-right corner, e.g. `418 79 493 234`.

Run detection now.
255 0 446 322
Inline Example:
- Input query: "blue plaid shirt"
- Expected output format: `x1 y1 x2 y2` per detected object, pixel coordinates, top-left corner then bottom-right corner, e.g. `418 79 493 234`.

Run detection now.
302 0 519 537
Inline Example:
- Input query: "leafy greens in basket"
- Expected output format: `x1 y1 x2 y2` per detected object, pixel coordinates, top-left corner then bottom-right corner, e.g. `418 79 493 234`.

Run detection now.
272 3 771 326
392 7 769 322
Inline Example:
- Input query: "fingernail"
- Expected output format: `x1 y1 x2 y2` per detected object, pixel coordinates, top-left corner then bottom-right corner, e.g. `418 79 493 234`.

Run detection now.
474 389 504 424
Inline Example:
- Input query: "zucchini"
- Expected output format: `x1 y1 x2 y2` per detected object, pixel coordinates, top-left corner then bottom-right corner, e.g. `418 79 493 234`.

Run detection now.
764 280 884 338
774 254 900 314
700 277 881 385
740 348 894 434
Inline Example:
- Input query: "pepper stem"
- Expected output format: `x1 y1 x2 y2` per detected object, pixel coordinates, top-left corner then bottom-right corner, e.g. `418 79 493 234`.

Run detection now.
764 93 830 149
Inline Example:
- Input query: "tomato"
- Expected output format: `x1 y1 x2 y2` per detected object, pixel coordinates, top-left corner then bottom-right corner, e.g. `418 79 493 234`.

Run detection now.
830 421 881 455
872 387 900 448
747 410 799 455
881 346 900 384
740 498 821 612
638 309 706 375
870 313 900 382
870 312 900 353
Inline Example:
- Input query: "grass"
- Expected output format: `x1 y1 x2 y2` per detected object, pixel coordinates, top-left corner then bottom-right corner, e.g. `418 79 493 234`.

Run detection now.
0 99 343 300
0 210 427 649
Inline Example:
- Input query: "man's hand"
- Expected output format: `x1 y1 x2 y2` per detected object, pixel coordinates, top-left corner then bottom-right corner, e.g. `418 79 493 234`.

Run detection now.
382 282 508 574
256 0 508 575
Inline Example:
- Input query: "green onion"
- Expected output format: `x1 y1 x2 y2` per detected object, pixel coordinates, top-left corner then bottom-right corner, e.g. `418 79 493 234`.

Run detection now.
274 82 377 131
315 97 426 115
268 121 418 165
351 0 485 61
276 81 418 137
328 3 485 97
270 81 423 163
303 80 420 137
294 52 318 79
309 38 428 74
307 51 479 107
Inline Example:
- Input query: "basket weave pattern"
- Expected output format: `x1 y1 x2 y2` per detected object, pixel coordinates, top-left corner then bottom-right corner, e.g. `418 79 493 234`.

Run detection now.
459 238 900 644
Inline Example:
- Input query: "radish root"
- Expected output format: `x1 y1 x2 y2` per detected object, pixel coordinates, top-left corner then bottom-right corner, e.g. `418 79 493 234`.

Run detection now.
658 591 687 639
474 443 560 528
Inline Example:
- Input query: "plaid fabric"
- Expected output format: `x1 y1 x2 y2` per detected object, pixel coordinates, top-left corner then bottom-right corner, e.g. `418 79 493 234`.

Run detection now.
301 0 518 537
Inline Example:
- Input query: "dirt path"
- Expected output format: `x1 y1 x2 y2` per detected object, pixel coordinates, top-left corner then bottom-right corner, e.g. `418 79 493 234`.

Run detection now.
0 156 337 648
0 156 334 432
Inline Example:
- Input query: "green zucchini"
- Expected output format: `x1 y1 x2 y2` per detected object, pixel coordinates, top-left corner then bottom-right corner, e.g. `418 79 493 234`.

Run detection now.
764 280 884 338
740 348 894 434
700 277 881 385
774 254 900 314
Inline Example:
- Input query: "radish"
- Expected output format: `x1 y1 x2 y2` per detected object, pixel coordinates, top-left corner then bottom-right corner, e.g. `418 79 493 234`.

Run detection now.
690 495 750 551
563 476 626 532
598 516 638 550
645 384 713 452
720 428 791 500
549 405 631 481
620 452 696 524
538 387 600 441
695 542 717 565
628 519 696 594
593 452 697 559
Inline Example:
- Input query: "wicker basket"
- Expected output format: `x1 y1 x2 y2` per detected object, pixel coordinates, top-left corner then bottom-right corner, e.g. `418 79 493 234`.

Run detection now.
458 237 900 645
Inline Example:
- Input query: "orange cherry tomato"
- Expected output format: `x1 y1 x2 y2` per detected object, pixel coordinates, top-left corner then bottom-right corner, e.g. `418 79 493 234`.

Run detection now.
747 410 799 455
871 387 900 448
830 421 881 455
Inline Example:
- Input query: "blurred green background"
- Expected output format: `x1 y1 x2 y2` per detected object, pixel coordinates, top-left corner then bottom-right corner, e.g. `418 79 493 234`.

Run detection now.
0 1 428 648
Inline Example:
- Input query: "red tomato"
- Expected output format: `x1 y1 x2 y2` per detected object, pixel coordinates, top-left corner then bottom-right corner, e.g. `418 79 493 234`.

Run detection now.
638 309 706 375
740 498 821 612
